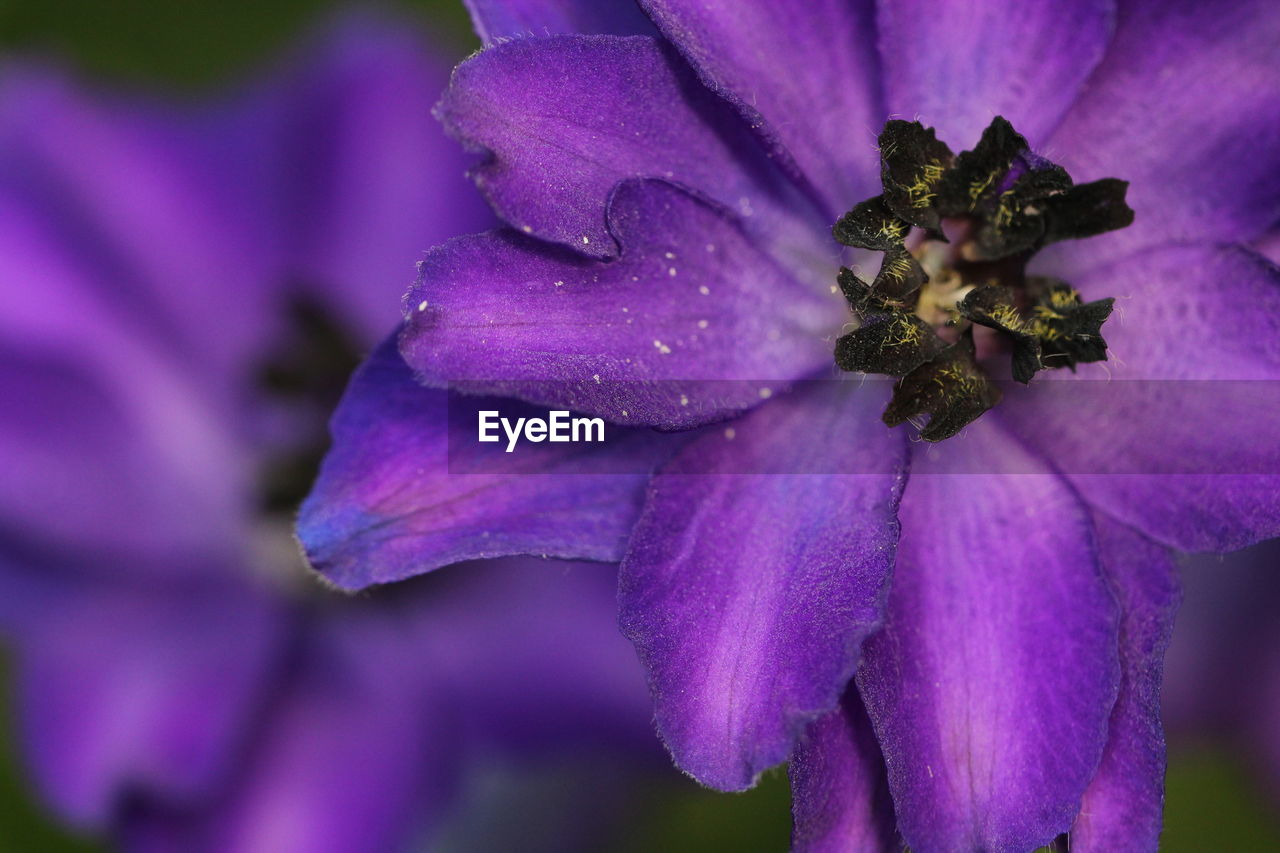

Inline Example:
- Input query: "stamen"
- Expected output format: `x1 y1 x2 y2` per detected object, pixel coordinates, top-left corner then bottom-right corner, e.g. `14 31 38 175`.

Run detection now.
831 116 1134 440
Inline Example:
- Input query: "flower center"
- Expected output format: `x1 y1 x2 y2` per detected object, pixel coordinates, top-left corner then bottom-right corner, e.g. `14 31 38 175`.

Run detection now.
251 294 362 594
832 117 1133 441
256 294 363 515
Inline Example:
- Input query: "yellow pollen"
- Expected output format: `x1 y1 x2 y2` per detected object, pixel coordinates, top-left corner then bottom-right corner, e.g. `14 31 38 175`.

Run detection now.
903 161 946 208
1048 288 1080 308
992 191 1017 229
988 303 1028 333
968 169 1000 207
883 254 915 282
882 316 924 349
878 218 909 240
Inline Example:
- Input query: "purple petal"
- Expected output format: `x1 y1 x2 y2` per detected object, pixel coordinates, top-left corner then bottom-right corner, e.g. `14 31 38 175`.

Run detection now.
0 333 247 571
1255 226 1280 264
1071 517 1180 853
1008 244 1280 552
1042 0 1280 274
125 606 460 853
401 178 837 429
255 13 494 342
299 338 678 590
639 0 882 214
877 0 1114 146
789 689 899 853
0 65 276 386
618 382 907 790
436 34 821 259
465 0 654 42
125 558 656 851
0 11 488 398
413 558 659 756
857 418 1121 853
11 579 282 826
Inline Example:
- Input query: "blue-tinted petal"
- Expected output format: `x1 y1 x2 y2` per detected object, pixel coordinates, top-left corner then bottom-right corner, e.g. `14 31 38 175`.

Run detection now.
299 337 678 590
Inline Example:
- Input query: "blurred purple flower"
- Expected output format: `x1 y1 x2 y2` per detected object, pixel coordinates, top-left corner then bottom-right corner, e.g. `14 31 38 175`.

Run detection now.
299 1 1280 851
0 12 656 852
1165 540 1280 800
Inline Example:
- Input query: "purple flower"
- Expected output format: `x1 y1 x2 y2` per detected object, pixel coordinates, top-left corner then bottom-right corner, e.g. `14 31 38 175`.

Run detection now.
0 13 657 851
300 1 1280 851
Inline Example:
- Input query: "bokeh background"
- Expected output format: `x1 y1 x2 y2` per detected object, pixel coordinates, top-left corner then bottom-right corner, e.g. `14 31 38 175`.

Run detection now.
0 1 1276 850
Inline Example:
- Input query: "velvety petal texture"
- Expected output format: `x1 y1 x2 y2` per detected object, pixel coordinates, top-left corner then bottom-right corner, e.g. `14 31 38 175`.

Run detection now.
401 179 837 428
436 34 818 258
1009 244 1280 551
1043 0 1280 273
299 338 673 590
619 382 906 790
1071 517 1180 853
465 0 654 42
641 0 883 213
789 689 899 853
876 0 1114 147
857 419 1120 853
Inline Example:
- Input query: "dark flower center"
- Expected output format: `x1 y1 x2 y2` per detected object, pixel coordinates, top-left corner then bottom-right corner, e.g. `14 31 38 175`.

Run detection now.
246 294 364 597
832 117 1134 441
255 294 363 516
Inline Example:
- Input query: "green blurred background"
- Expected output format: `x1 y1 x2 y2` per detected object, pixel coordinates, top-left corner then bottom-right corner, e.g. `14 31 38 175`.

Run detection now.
0 1 1276 850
